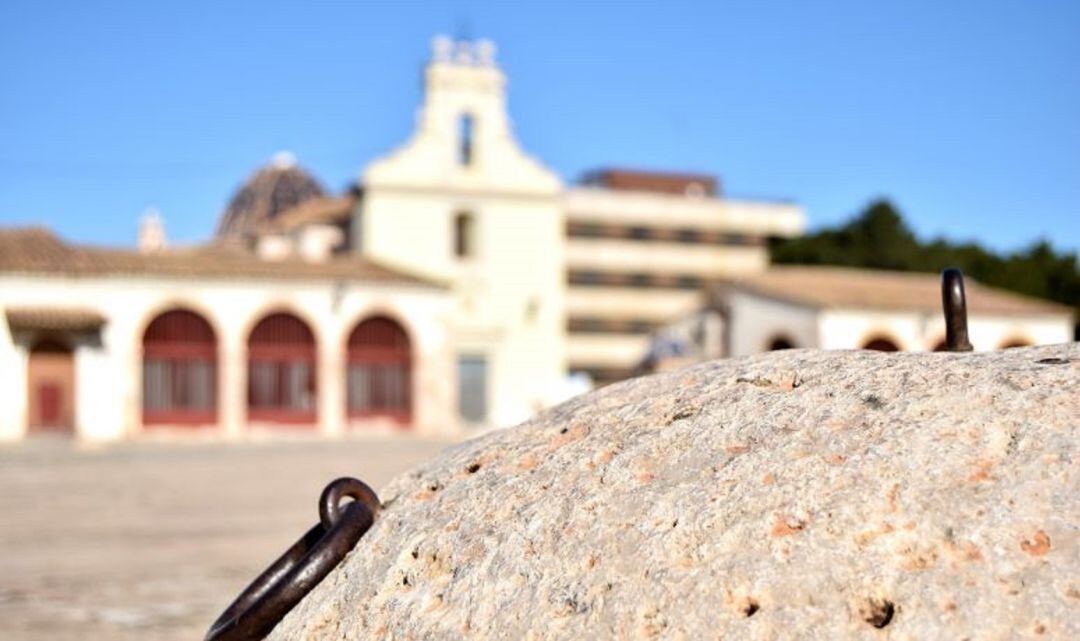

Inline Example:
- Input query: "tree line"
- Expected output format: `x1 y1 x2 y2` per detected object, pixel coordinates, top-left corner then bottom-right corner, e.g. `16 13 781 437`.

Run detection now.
769 199 1079 339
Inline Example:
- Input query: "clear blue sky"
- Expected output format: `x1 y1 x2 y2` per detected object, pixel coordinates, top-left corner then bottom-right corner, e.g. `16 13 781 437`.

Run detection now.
1 1 1077 253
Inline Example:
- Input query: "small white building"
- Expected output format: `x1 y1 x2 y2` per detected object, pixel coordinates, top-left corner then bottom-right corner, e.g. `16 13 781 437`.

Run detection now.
642 266 1073 370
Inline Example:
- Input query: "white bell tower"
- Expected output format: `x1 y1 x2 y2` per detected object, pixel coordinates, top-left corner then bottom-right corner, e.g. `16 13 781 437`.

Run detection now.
358 36 565 429
363 36 559 194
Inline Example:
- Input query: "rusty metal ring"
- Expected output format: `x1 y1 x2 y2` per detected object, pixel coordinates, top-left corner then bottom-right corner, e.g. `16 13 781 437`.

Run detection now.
205 478 380 641
319 476 380 528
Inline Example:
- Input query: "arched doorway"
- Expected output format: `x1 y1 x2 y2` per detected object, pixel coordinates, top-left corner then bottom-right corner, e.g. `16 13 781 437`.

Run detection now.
999 338 1031 349
346 316 412 425
27 338 75 434
247 312 317 425
142 309 217 426
862 336 900 352
766 335 796 351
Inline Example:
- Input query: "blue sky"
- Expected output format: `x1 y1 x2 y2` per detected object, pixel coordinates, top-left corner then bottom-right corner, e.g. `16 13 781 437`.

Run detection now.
1 1 1077 252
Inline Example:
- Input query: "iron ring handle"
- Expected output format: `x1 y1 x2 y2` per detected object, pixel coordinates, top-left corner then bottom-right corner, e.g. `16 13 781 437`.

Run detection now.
319 476 381 528
206 479 379 641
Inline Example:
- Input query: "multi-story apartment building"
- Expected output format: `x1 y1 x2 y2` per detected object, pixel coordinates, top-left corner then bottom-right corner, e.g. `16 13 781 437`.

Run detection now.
564 171 804 385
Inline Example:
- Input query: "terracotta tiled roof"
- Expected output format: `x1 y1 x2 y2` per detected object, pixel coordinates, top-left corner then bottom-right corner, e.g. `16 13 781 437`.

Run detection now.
728 266 1071 316
5 307 106 332
0 227 443 287
581 168 719 196
260 194 357 233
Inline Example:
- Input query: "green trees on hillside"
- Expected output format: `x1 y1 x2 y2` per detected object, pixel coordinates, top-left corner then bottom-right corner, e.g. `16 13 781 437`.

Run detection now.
769 199 1079 338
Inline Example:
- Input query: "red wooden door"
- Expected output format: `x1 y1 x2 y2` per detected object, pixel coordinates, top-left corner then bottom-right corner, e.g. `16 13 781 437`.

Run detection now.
247 313 317 425
27 339 75 434
38 383 61 424
142 309 217 426
346 317 412 426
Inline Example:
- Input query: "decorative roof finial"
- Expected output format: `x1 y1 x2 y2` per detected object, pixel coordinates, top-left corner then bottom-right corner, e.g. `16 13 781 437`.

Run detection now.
271 151 297 169
432 35 453 62
454 40 474 65
475 39 496 66
138 207 166 253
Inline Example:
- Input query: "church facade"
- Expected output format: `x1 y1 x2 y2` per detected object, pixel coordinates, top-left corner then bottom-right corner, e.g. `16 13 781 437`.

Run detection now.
10 37 1064 443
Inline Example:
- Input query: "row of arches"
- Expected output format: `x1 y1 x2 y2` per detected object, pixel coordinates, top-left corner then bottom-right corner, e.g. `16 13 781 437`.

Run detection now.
141 309 412 428
764 334 1032 352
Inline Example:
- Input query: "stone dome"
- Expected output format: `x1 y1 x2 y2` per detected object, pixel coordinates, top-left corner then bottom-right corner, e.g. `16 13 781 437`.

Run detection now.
216 152 326 242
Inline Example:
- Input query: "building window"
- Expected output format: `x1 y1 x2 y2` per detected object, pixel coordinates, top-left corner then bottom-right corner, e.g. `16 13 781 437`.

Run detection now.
458 114 475 166
142 309 216 426
457 355 487 423
247 312 317 425
676 228 701 244
567 222 606 238
569 270 605 285
454 211 476 258
862 336 900 352
676 275 702 289
347 317 412 424
567 317 606 333
717 233 745 246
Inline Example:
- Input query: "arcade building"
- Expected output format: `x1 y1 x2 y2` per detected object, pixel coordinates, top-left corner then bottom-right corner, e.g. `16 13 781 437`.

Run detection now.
1 37 1069 442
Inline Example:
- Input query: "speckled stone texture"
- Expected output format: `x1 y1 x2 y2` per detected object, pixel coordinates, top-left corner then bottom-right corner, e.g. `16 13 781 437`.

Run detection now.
272 345 1079 640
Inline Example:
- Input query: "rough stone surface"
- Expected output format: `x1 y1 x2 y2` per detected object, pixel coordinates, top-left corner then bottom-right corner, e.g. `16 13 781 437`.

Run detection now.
272 345 1079 640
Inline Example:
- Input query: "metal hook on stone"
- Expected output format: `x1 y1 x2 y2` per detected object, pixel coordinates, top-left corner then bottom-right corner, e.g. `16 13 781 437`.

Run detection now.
205 477 380 641
941 268 973 352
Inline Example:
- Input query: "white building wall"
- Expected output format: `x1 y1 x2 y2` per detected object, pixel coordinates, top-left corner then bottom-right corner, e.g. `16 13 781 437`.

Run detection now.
817 310 925 351
0 274 454 442
567 287 702 322
821 308 1072 351
565 188 806 237
566 333 653 370
566 239 767 277
358 37 566 428
726 291 820 357
964 315 1072 350
0 312 26 441
75 330 125 440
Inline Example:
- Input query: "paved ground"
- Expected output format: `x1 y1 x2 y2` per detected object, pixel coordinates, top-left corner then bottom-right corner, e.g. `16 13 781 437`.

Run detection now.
0 435 457 641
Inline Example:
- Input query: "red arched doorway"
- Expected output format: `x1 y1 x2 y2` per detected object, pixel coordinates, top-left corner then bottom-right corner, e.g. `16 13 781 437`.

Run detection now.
143 309 217 426
862 336 900 352
766 335 796 351
27 338 75 434
999 338 1031 349
247 312 317 425
346 316 412 425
